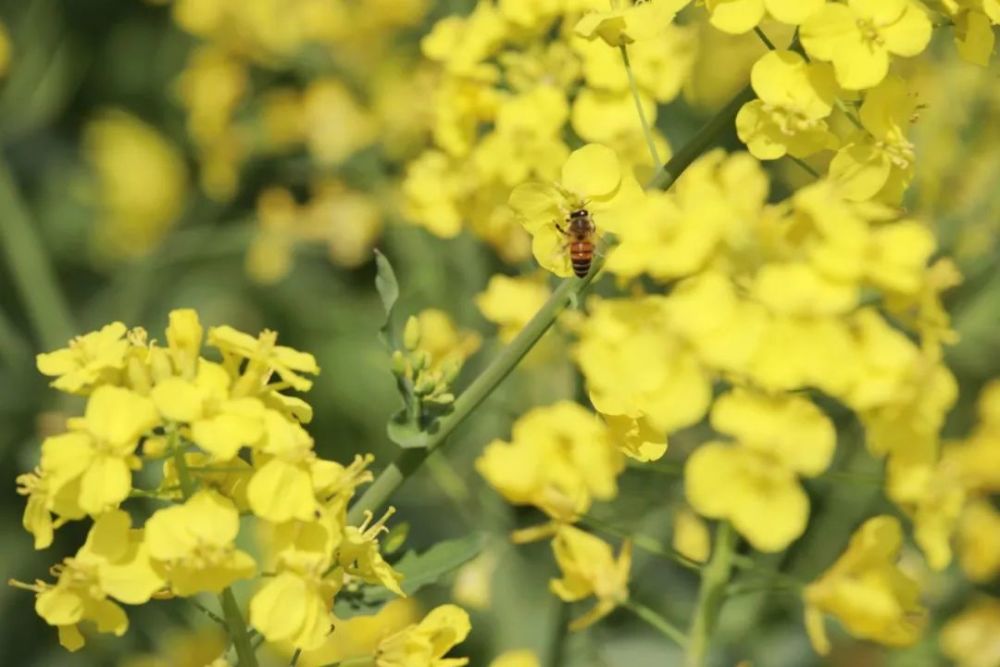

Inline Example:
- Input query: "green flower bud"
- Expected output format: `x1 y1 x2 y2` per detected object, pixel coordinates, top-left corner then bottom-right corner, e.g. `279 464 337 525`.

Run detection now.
403 315 421 351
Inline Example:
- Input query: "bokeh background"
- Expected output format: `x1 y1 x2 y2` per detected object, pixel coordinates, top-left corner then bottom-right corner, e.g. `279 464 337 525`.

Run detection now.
1 1 999 665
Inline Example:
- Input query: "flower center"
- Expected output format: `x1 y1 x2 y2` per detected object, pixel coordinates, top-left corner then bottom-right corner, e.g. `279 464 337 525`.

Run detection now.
855 18 884 49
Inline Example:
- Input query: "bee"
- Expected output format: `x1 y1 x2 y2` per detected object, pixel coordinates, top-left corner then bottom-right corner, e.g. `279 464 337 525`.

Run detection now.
556 207 596 278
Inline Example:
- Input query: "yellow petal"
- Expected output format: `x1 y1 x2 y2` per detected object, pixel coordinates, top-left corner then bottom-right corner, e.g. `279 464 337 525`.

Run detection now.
560 144 621 199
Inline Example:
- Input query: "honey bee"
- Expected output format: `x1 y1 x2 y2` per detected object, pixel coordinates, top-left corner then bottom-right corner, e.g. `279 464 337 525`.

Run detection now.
556 207 596 278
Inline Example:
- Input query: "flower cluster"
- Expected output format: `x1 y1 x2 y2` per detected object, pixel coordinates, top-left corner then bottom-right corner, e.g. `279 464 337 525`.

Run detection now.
12 310 470 663
402 0 695 261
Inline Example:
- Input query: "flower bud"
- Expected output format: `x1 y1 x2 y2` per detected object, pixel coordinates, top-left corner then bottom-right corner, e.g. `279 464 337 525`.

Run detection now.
391 350 408 377
403 315 421 351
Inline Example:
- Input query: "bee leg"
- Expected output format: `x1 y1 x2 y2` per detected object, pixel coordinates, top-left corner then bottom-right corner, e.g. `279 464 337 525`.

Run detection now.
555 222 567 235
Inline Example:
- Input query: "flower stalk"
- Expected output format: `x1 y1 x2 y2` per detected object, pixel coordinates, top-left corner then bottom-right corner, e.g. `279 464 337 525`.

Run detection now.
685 521 737 667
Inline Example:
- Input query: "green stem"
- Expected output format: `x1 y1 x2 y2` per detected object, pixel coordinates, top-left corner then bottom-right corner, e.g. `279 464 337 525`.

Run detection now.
625 599 688 647
753 26 777 50
219 588 260 667
788 155 821 178
0 158 75 350
580 514 701 571
349 80 761 524
685 522 736 667
349 270 598 524
619 44 661 166
172 433 258 667
646 85 756 191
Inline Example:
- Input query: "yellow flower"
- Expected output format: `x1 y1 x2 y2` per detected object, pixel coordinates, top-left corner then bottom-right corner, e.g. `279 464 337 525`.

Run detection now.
804 515 926 655
402 150 469 238
574 297 711 433
36 322 130 395
570 88 669 172
509 143 644 277
604 414 668 462
302 78 377 165
673 507 710 563
207 325 320 393
374 604 472 667
940 598 1000 667
956 499 1000 582
829 76 918 204
549 525 631 631
83 110 187 259
736 50 839 160
40 386 159 515
705 0 824 33
952 8 997 66
490 650 540 667
250 511 342 650
421 0 507 76
473 85 569 187
574 0 690 47
28 511 164 651
337 509 405 596
475 274 551 343
145 490 256 596
605 150 768 281
16 468 85 549
685 389 835 552
151 361 265 462
476 401 623 523
800 0 932 90
0 20 10 76
246 411 321 522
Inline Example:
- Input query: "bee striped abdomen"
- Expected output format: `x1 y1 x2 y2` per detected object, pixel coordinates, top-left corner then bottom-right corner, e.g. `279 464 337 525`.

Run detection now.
570 240 593 278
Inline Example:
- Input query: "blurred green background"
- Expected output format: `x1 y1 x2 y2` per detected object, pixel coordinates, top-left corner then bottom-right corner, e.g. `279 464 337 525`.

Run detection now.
1 1 1000 665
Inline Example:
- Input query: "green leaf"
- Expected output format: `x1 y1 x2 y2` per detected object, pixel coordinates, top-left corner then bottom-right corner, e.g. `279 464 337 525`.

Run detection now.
387 408 429 449
333 533 485 619
374 249 400 349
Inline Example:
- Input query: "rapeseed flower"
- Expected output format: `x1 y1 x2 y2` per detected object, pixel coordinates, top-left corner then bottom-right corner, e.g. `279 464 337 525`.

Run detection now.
804 516 926 654
374 604 472 667
800 0 932 90
549 525 631 631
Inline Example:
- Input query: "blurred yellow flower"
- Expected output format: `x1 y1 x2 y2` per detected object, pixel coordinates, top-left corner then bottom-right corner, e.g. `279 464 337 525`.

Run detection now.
475 274 551 342
0 20 11 76
673 507 710 564
575 0 690 47
303 79 377 165
374 604 472 667
574 296 711 433
940 598 1000 667
705 0 823 33
685 388 835 551
476 401 623 523
84 111 187 259
549 525 631 631
804 515 926 655
490 649 540 667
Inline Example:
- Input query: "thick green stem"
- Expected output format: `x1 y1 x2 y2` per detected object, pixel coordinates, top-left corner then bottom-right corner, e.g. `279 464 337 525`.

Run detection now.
219 588 260 667
349 271 597 524
685 522 736 667
625 599 688 647
647 85 755 191
350 80 758 523
0 158 75 350
172 434 259 667
620 44 662 166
